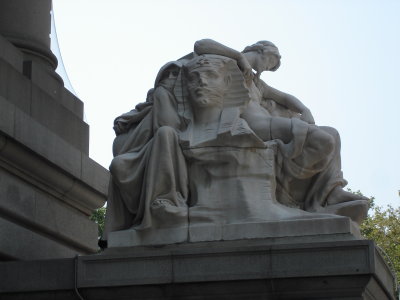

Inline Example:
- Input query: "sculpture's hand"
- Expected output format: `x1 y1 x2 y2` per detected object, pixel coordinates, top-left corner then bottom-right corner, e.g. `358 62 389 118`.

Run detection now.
237 55 254 86
113 119 127 135
113 123 123 135
300 109 315 124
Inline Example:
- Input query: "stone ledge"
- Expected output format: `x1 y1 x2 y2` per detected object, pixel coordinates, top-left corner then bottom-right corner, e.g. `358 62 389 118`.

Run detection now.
108 215 360 247
30 83 89 153
190 216 360 242
0 100 109 209
0 167 98 252
0 217 82 260
0 239 395 299
0 59 89 153
91 238 374 287
0 134 106 217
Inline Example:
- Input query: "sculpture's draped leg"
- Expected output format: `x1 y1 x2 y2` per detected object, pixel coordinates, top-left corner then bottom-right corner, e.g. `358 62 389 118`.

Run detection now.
304 126 347 210
138 126 189 230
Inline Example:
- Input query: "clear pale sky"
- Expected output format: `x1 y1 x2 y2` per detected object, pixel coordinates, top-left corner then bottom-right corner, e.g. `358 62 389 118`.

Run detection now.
52 0 399 208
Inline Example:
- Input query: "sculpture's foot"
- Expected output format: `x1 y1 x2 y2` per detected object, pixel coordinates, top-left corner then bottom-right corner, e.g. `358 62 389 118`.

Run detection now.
263 201 344 221
317 200 369 225
326 186 369 205
149 198 188 228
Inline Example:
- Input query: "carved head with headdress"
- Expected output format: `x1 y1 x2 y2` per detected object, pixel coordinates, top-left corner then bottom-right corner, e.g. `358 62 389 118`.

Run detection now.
177 54 261 147
182 54 251 110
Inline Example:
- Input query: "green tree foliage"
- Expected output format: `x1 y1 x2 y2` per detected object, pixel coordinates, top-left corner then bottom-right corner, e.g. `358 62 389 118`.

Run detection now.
90 206 106 238
350 189 399 289
360 199 400 286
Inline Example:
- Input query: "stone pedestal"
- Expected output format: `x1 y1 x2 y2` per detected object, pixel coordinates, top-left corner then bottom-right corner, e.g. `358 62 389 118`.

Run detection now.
109 214 360 247
0 2 108 260
0 238 396 299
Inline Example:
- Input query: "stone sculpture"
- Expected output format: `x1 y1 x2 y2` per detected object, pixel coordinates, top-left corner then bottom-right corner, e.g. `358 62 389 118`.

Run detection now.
101 39 368 247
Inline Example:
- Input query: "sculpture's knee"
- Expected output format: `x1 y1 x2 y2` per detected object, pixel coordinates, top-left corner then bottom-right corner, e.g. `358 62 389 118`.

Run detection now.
308 127 335 155
318 130 335 155
112 133 128 157
154 126 179 142
320 126 340 143
155 125 177 135
109 155 125 179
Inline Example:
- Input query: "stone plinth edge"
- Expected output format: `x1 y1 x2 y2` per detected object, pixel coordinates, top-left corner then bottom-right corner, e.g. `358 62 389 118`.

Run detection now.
108 215 360 247
0 131 107 215
0 239 396 299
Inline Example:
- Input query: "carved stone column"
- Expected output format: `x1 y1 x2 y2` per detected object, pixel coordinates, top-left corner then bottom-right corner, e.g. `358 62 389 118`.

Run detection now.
0 0 58 76
0 1 109 260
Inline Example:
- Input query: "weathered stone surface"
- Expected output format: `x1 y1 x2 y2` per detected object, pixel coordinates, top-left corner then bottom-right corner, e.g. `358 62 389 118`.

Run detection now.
108 215 359 247
109 227 188 248
190 215 360 242
0 106 106 259
0 14 109 261
103 40 369 247
0 96 109 206
0 104 106 259
0 61 89 154
0 34 23 72
0 58 31 113
0 35 88 152
0 95 14 136
60 87 84 119
0 1 52 51
0 259 74 291
23 59 62 97
0 130 107 214
0 217 80 260
0 167 98 252
30 83 89 153
81 154 110 197
0 33 83 119
14 108 82 179
0 239 395 299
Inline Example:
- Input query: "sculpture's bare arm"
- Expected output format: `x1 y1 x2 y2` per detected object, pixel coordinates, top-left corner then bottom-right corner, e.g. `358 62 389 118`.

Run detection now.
259 80 315 124
195 39 314 124
194 39 253 84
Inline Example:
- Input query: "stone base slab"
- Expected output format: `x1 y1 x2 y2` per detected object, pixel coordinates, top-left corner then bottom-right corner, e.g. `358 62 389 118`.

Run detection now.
0 239 396 299
108 215 360 247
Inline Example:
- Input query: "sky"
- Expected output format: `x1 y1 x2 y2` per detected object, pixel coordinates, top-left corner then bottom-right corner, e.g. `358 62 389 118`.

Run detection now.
51 0 399 208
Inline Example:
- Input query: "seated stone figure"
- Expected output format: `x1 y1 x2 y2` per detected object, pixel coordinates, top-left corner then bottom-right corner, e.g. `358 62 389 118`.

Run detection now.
101 43 368 247
194 39 368 223
101 62 189 246
179 54 342 231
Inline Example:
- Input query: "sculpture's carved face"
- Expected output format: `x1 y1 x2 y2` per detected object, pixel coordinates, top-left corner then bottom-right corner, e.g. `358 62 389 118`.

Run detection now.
257 52 280 72
185 59 229 108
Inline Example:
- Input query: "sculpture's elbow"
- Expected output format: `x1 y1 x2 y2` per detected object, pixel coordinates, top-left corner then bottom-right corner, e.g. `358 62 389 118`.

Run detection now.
194 39 214 54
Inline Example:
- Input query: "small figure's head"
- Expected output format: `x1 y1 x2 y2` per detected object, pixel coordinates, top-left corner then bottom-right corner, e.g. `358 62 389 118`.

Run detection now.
242 41 281 73
184 55 231 108
154 61 182 89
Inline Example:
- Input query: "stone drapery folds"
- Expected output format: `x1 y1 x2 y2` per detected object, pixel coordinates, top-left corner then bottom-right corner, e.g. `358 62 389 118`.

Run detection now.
101 41 368 247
